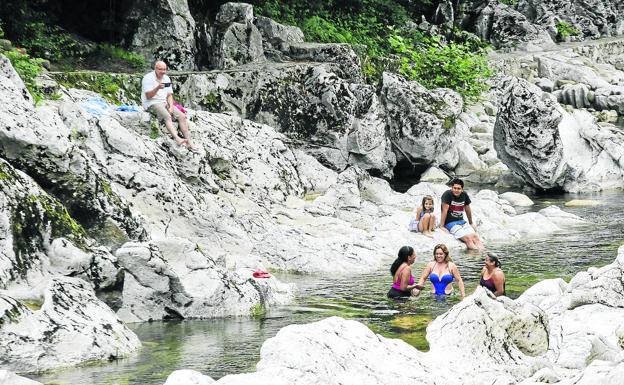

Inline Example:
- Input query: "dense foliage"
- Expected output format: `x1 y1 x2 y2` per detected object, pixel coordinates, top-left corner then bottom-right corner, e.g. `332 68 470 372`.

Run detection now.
0 1 144 72
2 48 45 104
253 0 492 100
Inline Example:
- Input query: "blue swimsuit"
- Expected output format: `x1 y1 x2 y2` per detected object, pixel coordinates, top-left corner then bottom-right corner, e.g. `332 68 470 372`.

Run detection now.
430 263 454 295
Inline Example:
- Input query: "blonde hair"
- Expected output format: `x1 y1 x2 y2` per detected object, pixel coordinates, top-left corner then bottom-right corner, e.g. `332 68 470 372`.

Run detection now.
432 243 451 262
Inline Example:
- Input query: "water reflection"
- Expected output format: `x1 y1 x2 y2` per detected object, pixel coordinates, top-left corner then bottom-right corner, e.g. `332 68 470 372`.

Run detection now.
27 190 624 384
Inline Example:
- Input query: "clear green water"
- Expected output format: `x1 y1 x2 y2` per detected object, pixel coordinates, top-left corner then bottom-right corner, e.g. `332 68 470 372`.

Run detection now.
28 190 624 385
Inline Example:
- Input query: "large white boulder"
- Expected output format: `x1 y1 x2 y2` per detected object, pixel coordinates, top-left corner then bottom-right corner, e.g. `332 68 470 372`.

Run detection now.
0 370 42 385
0 277 140 372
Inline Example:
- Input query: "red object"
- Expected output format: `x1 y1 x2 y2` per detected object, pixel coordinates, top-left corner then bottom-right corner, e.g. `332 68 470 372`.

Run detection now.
252 269 272 279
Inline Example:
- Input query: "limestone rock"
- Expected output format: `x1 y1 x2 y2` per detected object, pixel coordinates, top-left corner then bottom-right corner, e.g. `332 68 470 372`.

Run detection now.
420 167 449 182
0 277 140 372
254 16 304 52
517 0 623 40
494 77 624 192
0 54 31 102
0 158 119 291
164 370 215 385
475 2 555 51
494 77 566 190
124 0 197 70
499 192 534 207
116 241 294 322
214 317 441 385
212 3 265 69
381 72 463 167
0 371 42 385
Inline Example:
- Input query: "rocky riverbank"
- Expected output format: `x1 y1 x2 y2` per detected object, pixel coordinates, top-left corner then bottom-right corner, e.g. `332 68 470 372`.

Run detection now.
158 245 624 385
1 1 623 382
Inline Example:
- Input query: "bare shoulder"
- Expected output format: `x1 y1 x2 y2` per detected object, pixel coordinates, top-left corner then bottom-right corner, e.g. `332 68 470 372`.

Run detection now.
493 268 505 279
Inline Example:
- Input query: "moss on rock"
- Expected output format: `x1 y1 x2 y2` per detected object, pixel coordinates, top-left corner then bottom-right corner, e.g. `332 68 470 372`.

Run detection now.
51 71 142 105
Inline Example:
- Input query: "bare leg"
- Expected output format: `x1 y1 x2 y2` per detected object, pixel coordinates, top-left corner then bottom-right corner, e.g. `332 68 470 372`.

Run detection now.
429 214 437 232
472 234 484 250
421 213 433 237
177 113 192 144
163 116 187 145
417 215 426 232
460 235 477 250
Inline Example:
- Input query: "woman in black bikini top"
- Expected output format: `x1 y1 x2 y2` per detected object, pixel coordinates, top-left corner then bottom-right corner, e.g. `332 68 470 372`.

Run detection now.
480 252 506 297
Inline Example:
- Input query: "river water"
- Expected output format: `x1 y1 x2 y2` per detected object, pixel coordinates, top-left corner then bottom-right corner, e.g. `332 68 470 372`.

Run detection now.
28 190 624 385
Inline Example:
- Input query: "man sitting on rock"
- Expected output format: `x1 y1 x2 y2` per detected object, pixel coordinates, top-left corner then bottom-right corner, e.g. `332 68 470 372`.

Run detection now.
439 178 484 250
141 60 197 151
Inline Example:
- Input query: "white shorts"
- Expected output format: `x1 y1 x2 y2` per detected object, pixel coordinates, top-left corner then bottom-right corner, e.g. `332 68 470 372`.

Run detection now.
449 222 475 239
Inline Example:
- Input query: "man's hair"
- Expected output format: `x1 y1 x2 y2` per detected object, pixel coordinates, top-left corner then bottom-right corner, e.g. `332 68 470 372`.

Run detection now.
448 178 464 188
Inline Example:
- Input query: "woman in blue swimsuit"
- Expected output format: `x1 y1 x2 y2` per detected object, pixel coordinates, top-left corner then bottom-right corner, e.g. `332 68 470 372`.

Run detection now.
416 243 465 298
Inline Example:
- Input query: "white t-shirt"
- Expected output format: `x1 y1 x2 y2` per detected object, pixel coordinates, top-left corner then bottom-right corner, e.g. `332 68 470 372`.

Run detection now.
141 71 173 109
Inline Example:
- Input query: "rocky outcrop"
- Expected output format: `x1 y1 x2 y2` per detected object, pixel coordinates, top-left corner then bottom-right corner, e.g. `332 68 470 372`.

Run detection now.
123 0 197 70
494 76 624 192
475 2 555 51
381 72 463 169
0 56 299 320
186 245 624 385
0 277 140 373
175 63 393 176
0 158 118 291
516 0 624 40
210 2 265 69
116 241 293 323
465 0 623 50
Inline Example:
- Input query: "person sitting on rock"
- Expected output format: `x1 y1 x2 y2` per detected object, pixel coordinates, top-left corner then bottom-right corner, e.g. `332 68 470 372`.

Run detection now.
416 243 465 298
387 246 424 299
479 252 506 297
408 195 437 237
439 178 483 250
141 60 198 151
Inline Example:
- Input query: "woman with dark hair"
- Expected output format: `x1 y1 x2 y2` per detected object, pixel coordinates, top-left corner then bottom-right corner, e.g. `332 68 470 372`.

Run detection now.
416 243 465 297
480 252 506 296
387 246 423 299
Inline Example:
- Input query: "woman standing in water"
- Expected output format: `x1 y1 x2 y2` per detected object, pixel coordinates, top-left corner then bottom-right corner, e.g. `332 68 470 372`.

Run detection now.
387 246 423 299
416 244 465 298
480 252 506 296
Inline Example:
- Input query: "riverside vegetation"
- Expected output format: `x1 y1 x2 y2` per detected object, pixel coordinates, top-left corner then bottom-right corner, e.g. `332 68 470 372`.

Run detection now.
1 0 492 102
